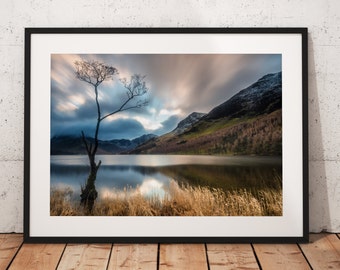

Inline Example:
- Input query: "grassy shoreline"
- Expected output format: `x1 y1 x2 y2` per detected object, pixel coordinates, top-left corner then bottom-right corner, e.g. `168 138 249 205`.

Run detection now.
51 180 282 216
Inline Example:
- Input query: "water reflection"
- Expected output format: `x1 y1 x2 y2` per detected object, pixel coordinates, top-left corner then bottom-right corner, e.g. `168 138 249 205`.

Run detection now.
98 177 166 200
50 155 282 199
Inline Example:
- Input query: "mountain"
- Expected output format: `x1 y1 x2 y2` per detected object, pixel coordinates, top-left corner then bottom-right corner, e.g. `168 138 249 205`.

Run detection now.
131 134 158 145
50 135 87 155
206 72 281 120
171 112 206 135
51 133 157 155
130 72 282 156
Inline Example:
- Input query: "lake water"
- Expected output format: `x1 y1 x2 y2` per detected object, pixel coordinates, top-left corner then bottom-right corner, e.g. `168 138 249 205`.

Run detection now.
51 155 282 199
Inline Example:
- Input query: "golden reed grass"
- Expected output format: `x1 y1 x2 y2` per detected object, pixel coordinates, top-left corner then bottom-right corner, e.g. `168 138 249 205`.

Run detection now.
50 180 282 216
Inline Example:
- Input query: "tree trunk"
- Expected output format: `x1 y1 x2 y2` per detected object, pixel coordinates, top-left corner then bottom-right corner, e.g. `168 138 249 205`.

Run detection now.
80 84 102 213
80 130 101 213
80 154 101 213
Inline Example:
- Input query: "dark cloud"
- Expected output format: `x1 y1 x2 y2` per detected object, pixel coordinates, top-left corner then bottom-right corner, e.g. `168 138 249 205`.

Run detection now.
51 119 95 138
52 117 147 140
99 118 147 140
153 115 181 136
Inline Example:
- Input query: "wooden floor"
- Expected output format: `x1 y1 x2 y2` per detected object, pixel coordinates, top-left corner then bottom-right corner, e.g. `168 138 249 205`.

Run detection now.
0 234 339 269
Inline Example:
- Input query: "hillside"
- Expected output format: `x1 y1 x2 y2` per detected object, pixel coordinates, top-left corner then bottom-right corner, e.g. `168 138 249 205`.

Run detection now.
130 72 282 156
172 112 206 135
130 110 281 155
206 72 281 120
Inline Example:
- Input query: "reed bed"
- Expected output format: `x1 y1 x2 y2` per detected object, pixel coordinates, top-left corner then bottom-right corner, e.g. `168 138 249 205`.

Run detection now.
50 180 282 216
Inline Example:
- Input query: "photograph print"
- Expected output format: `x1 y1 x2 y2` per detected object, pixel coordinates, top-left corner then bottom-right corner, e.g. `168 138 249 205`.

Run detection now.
50 53 282 217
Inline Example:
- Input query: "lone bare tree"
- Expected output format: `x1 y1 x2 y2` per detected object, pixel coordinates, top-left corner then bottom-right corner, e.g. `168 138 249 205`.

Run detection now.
75 60 148 211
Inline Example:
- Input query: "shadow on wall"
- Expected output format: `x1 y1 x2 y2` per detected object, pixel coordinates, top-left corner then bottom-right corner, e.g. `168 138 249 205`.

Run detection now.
308 34 331 232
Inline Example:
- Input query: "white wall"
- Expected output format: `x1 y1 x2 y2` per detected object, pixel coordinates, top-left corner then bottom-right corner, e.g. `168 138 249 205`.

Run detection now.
0 0 339 233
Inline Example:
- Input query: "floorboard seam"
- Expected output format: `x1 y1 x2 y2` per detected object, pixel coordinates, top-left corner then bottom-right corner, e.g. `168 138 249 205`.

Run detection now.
55 243 68 270
105 243 114 270
204 243 210 270
156 243 160 270
5 237 25 270
297 243 314 270
251 244 263 270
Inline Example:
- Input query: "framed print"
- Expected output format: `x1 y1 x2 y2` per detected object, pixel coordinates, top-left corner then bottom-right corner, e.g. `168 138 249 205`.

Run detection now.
24 28 308 243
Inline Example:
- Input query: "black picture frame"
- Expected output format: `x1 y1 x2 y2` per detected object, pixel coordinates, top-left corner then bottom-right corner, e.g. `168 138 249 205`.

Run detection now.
24 27 308 243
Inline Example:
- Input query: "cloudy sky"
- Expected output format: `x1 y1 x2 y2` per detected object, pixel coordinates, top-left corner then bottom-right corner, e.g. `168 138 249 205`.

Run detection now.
51 54 281 140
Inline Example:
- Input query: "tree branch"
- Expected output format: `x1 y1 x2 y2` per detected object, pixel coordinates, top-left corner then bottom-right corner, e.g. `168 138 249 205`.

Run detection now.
75 60 117 87
100 102 148 122
96 160 102 171
81 131 90 155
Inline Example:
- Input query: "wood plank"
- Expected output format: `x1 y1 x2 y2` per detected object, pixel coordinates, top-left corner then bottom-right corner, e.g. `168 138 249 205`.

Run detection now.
0 234 23 269
300 233 340 270
108 244 157 270
57 244 111 270
159 244 207 270
253 244 311 270
9 243 65 270
207 243 259 270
